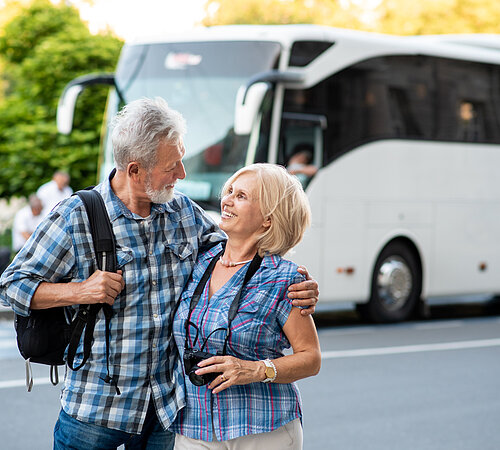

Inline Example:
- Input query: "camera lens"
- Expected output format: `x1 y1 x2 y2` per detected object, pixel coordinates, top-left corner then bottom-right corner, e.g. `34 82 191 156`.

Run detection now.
189 370 207 386
183 350 220 386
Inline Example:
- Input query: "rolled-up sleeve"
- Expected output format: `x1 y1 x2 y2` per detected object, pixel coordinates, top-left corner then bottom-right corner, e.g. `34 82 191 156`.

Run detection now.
275 272 307 328
0 209 75 316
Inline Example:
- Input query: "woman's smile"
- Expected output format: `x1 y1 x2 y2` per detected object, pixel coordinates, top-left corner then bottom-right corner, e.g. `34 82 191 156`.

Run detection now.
219 173 266 239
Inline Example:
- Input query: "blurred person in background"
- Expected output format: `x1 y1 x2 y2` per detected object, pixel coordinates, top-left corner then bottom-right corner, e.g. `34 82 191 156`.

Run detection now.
11 194 44 252
37 170 73 214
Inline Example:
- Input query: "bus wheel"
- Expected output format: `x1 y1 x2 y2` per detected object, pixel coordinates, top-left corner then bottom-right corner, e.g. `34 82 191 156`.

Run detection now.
358 242 421 323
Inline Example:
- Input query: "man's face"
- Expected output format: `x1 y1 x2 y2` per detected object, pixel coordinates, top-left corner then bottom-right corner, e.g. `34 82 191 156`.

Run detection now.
31 204 43 216
54 174 69 191
144 140 186 204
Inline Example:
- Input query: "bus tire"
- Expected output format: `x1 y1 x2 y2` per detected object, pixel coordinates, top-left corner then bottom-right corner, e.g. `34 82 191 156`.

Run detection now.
358 241 421 323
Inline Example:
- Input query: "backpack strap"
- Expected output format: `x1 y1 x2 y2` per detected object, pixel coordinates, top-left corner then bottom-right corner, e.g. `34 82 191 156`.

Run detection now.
65 189 120 395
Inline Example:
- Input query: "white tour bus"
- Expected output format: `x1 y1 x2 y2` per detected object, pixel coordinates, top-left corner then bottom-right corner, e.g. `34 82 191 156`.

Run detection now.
57 25 500 322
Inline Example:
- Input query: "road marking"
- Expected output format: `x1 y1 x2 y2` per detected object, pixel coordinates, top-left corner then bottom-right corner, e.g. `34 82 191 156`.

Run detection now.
320 327 376 336
1 339 500 389
413 320 463 330
0 377 51 389
321 338 500 359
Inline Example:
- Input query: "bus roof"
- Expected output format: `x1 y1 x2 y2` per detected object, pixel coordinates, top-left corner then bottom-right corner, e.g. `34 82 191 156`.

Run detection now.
409 34 500 51
127 25 500 66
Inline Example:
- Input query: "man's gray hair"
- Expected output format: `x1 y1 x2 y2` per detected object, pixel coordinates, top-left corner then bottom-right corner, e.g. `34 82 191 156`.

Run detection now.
111 97 187 171
28 194 42 209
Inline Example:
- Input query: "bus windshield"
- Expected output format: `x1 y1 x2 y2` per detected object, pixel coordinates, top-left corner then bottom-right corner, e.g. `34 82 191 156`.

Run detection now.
103 40 281 209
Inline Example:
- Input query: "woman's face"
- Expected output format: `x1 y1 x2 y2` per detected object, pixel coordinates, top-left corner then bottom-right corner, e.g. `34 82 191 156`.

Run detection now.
219 173 270 240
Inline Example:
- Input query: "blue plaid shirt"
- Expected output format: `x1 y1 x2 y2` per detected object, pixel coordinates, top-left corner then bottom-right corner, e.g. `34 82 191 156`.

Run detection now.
0 175 225 434
171 243 305 441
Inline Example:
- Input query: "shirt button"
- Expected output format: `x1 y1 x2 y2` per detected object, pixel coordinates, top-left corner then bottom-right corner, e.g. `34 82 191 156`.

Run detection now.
153 314 158 319
152 343 157 348
152 280 157 286
149 250 153 255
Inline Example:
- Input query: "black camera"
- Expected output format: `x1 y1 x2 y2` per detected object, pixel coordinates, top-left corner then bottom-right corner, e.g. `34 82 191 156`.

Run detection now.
183 349 220 386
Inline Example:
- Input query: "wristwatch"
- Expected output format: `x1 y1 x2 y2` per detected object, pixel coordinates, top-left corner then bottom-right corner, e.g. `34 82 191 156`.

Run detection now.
261 358 277 383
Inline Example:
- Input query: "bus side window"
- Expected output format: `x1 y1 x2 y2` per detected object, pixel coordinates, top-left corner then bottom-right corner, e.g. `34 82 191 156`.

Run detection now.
279 112 324 188
286 142 318 187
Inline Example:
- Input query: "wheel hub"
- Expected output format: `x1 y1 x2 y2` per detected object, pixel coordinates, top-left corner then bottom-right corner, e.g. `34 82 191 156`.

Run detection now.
376 256 413 311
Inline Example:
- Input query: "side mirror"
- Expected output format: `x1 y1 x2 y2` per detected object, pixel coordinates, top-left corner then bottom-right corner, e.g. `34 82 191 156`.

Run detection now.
56 73 119 135
234 82 270 135
57 85 84 135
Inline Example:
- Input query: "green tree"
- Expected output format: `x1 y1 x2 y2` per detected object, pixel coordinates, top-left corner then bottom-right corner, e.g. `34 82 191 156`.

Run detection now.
202 0 365 28
202 0 500 34
374 0 500 35
0 0 122 199
0 0 31 30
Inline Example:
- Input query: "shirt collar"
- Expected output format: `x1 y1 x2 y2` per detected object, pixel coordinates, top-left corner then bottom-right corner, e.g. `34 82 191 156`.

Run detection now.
96 172 125 222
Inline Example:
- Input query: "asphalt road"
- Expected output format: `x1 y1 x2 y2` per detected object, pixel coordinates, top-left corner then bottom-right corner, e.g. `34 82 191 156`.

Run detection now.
1 302 499 449
299 310 500 449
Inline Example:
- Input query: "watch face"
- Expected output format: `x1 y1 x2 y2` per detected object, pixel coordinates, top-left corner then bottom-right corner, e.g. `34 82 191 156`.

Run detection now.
265 366 275 378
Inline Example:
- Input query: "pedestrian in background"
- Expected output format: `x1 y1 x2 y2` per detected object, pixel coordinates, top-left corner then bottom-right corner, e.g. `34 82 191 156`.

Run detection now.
36 170 73 214
11 194 44 252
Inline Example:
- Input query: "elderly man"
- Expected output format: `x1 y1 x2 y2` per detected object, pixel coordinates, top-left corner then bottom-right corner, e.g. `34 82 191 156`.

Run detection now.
0 98 318 450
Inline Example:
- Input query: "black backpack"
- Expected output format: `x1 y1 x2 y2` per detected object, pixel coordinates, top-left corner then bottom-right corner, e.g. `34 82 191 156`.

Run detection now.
15 189 120 394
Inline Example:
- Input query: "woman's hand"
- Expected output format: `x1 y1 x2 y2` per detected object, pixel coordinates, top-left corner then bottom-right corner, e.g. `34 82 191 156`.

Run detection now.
195 355 263 394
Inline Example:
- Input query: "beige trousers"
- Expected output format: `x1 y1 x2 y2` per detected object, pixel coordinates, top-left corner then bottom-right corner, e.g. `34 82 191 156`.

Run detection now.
174 418 303 450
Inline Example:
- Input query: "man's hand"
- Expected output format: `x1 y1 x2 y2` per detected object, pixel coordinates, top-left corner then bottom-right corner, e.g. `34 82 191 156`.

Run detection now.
30 270 125 310
287 266 319 316
78 270 125 305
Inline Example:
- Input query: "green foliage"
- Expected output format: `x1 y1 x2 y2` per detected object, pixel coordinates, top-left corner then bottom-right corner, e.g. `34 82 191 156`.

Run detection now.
375 0 500 35
0 227 12 249
203 0 358 27
0 0 123 199
0 0 85 64
203 0 500 35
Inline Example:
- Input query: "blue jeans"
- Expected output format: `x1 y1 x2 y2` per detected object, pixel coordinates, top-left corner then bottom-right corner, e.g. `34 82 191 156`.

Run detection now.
53 401 175 450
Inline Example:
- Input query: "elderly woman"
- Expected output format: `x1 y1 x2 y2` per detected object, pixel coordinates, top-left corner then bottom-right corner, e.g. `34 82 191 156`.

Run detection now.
171 163 321 449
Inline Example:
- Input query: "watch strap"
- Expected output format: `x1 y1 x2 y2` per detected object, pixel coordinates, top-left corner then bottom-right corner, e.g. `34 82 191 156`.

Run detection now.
261 358 277 383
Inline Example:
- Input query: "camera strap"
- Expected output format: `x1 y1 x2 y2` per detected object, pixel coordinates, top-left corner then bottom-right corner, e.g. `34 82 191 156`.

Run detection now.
184 248 263 354
223 253 262 354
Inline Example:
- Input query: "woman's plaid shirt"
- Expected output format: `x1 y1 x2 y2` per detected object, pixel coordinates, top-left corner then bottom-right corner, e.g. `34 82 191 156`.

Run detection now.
172 243 305 441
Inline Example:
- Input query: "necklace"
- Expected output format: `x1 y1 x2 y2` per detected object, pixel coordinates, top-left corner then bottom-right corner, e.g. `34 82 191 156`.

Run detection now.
219 258 252 267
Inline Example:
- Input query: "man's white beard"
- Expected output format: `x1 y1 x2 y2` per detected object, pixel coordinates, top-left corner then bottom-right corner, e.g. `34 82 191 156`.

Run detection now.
145 176 175 204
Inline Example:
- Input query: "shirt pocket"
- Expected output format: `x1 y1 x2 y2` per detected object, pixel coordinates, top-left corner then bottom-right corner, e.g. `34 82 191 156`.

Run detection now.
226 293 262 341
76 247 133 277
163 241 195 290
164 241 194 260
116 247 134 269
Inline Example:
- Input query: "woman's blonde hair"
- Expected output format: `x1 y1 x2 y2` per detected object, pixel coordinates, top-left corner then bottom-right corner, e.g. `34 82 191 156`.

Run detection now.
221 163 311 256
